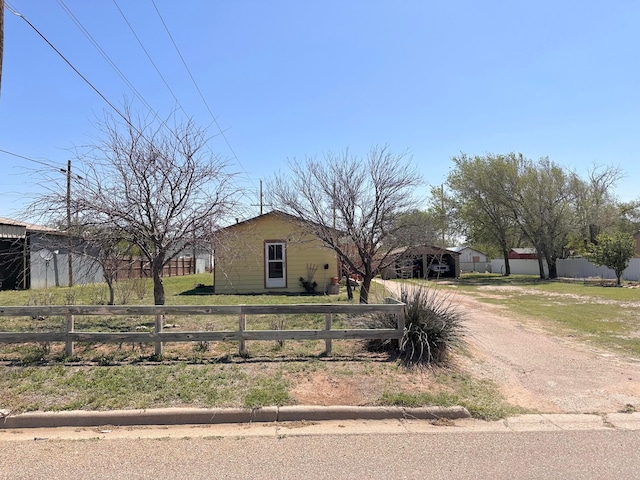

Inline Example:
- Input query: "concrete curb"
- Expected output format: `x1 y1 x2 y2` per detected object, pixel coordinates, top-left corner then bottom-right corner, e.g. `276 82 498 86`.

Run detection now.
0 405 470 429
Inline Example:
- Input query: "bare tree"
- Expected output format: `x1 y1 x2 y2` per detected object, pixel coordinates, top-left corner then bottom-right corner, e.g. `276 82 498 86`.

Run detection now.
268 146 423 304
570 165 624 251
32 107 240 304
77 226 136 305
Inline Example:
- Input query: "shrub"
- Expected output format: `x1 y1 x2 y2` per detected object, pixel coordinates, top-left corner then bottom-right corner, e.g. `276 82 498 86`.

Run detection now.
299 263 319 293
367 285 465 366
299 277 318 293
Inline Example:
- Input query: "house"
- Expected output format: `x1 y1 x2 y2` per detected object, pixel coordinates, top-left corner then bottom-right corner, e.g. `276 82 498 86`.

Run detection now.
508 248 538 260
448 246 488 272
212 211 339 294
382 245 460 279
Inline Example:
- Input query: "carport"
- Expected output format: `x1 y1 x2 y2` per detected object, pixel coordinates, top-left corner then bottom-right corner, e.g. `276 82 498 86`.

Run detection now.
0 218 30 290
385 244 460 279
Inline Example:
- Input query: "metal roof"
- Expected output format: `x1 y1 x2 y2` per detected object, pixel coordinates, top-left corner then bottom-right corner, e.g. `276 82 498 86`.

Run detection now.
0 217 62 237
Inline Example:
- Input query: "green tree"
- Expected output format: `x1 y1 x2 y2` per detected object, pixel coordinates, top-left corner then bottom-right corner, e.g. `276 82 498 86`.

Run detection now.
615 200 640 236
425 185 459 247
587 231 635 285
388 209 437 248
446 153 521 276
510 157 576 279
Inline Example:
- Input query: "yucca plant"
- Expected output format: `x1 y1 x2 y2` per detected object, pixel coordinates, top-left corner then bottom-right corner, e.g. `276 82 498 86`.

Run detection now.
367 285 465 366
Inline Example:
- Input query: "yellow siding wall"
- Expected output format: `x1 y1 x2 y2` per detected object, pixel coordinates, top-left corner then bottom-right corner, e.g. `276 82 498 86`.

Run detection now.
214 214 339 294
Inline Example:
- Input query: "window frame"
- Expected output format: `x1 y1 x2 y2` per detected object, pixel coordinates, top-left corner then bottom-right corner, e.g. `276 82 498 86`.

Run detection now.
264 240 287 288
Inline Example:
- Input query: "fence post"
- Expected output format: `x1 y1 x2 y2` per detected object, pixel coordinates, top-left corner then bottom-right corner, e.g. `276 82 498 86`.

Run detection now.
155 314 163 356
396 309 405 350
324 313 332 355
386 297 405 350
65 313 74 357
239 312 247 355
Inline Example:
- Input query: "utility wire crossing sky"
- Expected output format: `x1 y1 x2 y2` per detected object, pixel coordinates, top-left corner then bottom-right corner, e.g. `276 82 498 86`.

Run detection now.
1 1 639 220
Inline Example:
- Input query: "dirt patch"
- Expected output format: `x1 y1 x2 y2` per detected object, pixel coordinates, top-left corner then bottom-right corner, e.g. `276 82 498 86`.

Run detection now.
215 284 640 413
379 280 640 414
449 293 640 413
290 371 377 405
288 363 439 406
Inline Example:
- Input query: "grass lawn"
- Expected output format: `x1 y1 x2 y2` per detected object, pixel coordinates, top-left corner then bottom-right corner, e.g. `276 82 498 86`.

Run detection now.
0 274 517 420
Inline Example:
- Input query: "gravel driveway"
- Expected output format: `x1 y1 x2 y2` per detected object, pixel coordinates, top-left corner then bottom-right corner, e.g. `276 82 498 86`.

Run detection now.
378 280 640 413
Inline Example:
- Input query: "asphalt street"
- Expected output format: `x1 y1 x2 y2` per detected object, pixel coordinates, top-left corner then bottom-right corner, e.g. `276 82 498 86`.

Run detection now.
2 416 640 479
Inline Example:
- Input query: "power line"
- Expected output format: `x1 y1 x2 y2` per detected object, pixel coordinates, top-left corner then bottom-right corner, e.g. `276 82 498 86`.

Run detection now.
0 148 64 170
56 0 158 117
55 0 190 147
7 2 258 215
150 0 256 190
5 2 145 141
111 0 189 118
47 0 237 181
0 149 86 185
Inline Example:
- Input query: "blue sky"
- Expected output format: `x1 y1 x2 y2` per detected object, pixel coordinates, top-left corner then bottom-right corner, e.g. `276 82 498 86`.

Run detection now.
1 0 639 221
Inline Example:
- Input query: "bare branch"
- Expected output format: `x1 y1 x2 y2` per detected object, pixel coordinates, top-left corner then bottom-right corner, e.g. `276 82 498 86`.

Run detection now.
28 106 242 304
268 145 422 303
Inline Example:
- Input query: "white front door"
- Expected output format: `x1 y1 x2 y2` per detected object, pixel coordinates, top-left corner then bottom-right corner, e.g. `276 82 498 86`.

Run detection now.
265 242 286 288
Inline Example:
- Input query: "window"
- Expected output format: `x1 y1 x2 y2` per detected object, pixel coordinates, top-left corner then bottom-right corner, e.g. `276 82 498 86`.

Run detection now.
265 242 286 288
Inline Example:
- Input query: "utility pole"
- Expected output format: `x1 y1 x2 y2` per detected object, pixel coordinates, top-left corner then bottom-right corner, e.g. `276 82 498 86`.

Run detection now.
441 184 446 247
1 0 4 97
251 180 271 215
67 160 73 287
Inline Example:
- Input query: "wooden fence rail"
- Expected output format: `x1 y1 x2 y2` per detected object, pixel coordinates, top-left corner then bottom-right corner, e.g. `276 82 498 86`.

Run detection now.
0 301 405 357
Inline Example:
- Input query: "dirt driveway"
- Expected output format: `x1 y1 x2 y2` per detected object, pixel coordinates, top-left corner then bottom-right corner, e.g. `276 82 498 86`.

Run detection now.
379 280 640 414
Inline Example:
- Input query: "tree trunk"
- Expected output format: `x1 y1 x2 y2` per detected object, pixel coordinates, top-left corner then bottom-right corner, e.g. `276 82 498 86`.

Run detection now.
345 273 353 300
537 256 546 279
106 278 115 305
152 262 165 305
359 276 373 304
548 258 558 279
502 250 511 276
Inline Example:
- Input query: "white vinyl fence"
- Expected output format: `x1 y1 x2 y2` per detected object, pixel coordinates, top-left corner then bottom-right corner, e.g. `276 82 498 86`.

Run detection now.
556 258 640 281
487 258 640 281
490 259 548 276
459 261 492 273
